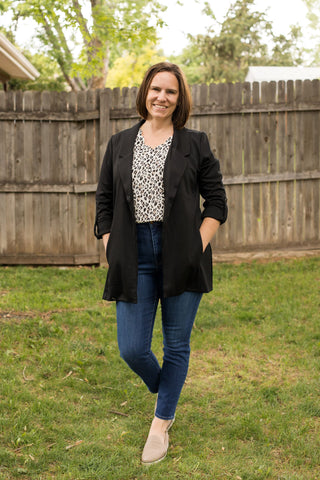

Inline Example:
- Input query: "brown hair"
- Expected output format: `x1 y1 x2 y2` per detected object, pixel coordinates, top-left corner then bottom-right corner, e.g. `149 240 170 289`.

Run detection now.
136 62 192 130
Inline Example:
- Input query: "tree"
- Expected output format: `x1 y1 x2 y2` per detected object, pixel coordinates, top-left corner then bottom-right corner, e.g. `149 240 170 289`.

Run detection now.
1 0 166 91
303 0 320 64
106 44 166 88
173 0 303 84
270 27 304 67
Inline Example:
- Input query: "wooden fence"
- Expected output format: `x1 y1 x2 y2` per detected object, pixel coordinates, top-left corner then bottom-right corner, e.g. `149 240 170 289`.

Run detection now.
0 80 319 265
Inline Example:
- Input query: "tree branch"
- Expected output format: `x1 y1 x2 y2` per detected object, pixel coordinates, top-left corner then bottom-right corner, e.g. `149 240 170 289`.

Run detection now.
51 15 74 63
39 9 80 91
72 0 91 44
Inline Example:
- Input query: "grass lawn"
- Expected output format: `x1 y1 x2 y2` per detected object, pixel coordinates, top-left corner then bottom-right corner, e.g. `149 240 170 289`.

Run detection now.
0 257 319 479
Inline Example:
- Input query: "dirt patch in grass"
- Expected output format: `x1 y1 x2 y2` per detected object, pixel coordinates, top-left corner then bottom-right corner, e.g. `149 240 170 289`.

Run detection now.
189 348 306 389
0 307 92 324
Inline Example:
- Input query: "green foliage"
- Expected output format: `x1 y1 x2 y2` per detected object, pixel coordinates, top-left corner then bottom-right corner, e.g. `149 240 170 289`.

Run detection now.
106 44 166 88
173 0 304 84
303 0 320 64
304 0 320 29
0 0 10 13
0 22 64 91
0 25 15 43
0 257 320 478
1 0 166 90
7 51 66 91
270 26 304 66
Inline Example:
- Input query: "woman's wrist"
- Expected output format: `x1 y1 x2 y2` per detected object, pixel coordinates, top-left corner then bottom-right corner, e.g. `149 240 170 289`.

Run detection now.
102 233 110 251
199 218 220 252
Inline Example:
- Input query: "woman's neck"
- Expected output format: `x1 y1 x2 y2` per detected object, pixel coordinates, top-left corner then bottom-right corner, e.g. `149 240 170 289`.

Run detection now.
142 118 173 135
140 119 174 149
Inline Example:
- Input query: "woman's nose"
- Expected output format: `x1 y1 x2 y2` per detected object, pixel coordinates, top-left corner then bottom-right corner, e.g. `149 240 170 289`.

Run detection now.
157 90 166 101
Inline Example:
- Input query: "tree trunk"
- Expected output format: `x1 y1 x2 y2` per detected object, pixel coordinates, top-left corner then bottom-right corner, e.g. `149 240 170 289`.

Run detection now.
87 42 109 89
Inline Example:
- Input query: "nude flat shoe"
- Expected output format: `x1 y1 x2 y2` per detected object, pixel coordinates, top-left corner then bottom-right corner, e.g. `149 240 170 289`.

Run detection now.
141 431 169 465
141 419 174 465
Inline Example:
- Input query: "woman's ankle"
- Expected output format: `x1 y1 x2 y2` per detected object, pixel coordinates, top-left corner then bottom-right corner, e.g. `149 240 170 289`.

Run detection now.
150 416 172 435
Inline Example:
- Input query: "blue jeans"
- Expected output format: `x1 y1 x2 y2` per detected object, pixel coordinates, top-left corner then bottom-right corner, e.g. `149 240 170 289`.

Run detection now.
116 222 202 420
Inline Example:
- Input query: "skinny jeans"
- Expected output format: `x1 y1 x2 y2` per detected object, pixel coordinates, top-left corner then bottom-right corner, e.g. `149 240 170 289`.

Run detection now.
116 222 202 420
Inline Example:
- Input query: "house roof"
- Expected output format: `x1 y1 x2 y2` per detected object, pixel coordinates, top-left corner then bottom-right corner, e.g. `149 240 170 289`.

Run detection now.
245 66 320 82
0 32 40 82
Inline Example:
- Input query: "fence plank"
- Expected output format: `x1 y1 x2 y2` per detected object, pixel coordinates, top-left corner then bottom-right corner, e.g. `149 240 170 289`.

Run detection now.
207 83 219 155
0 92 6 184
100 89 111 167
0 193 7 254
86 89 99 184
312 80 320 168
242 81 253 245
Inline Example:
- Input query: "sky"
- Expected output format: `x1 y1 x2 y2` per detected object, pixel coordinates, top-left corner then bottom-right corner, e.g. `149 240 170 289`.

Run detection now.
0 0 314 59
158 0 312 56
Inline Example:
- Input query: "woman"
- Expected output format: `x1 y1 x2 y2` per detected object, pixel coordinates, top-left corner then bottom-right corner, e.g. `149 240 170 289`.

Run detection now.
94 62 227 465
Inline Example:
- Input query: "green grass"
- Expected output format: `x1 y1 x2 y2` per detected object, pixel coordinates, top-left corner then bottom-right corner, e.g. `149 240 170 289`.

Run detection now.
0 257 319 479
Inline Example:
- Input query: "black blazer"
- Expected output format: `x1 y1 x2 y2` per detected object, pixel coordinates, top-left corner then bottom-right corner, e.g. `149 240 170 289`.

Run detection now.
95 120 227 303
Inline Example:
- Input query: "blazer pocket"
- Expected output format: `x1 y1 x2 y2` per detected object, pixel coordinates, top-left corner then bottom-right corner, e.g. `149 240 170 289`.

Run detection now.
106 236 112 264
195 229 204 260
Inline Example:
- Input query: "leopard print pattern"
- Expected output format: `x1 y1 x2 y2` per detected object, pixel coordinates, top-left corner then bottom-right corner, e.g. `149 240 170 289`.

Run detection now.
132 129 172 223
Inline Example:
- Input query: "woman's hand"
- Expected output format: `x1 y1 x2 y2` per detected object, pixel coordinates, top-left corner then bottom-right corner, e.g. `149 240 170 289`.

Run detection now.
199 218 220 252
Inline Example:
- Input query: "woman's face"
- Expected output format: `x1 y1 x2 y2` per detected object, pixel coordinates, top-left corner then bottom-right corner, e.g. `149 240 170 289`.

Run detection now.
145 71 179 123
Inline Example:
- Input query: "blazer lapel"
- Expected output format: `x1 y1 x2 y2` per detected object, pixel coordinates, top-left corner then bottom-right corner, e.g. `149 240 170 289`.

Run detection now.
118 121 144 216
164 128 190 221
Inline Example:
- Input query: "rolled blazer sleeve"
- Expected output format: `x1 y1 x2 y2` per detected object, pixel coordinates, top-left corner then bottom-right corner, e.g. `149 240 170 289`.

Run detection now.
94 138 114 239
199 132 228 225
